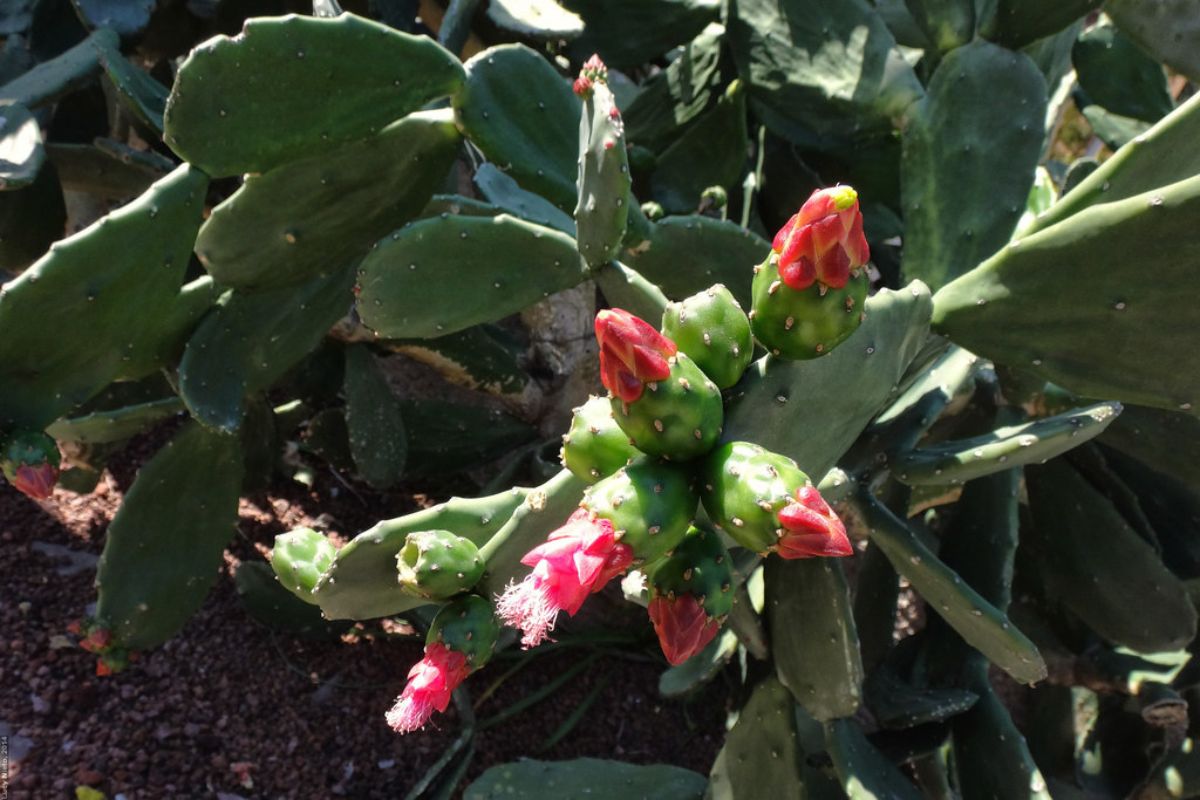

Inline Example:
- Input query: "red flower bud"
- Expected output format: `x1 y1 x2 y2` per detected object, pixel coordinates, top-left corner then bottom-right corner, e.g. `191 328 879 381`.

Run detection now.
79 628 112 653
386 642 472 734
771 186 870 291
496 508 634 648
573 75 593 97
776 486 853 559
595 308 677 403
648 593 722 666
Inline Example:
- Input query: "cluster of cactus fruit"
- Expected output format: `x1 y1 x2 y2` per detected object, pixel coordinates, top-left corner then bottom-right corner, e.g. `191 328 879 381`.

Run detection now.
6 0 1200 795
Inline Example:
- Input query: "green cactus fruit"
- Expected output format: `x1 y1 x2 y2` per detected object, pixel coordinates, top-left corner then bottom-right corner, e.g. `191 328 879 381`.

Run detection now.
560 395 641 483
1 430 60 500
647 525 734 668
750 256 869 360
581 460 698 563
700 441 810 553
610 353 723 461
661 284 754 389
396 530 486 600
272 527 337 604
427 594 500 668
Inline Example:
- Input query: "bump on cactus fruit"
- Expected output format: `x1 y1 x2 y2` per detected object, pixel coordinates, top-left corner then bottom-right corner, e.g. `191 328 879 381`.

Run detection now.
560 395 641 483
395 529 486 601
271 527 337 604
595 308 677 403
1 430 60 499
661 284 754 389
647 524 734 665
701 441 847 558
582 460 699 564
495 507 634 648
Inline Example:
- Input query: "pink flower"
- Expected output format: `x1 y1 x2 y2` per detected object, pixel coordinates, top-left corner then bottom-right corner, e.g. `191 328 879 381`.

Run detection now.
595 308 677 403
496 508 634 648
648 594 722 666
776 486 853 558
771 186 870 291
386 642 471 734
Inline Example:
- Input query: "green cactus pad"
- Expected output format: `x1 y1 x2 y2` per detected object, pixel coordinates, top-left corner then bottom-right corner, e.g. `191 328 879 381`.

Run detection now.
1026 458 1197 652
0 28 118 108
46 397 184 445
1101 404 1200 492
163 13 464 176
1107 0 1200 84
474 162 574 235
95 421 243 650
581 460 698 564
657 628 738 698
0 164 208 431
623 24 723 153
707 676 808 800
466 757 707 800
575 79 631 267
661 284 753 389
824 718 924 800
562 0 720 68
560 395 640 483
750 258 868 360
428 594 500 667
725 282 932 479
453 44 580 210
592 261 669 322
1073 19 1174 125
610 352 722 461
97 44 168 133
271 527 337 603
315 486 535 620
853 489 1046 684
863 345 980 456
179 267 355 433
71 0 153 38
487 0 584 40
700 441 809 553
900 40 1047 291
648 523 733 620
932 174 1200 414
478 470 588 597
648 79 748 215
196 110 459 291
0 162 66 271
45 141 164 199
343 344 406 489
623 215 769 309
356 214 585 339
1031 93 1200 235
0 102 43 189
768 556 863 720
397 530 486 601
401 400 537 479
726 0 923 148
894 401 1122 486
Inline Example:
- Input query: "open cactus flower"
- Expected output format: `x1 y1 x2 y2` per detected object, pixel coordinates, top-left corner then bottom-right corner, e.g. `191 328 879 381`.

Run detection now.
386 641 471 734
496 508 634 648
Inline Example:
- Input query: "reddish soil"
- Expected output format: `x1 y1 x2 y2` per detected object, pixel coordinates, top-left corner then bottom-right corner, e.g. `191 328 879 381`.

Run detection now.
0 427 730 799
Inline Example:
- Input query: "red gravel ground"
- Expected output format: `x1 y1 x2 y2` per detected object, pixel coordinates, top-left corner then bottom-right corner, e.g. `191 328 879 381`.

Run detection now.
0 428 730 799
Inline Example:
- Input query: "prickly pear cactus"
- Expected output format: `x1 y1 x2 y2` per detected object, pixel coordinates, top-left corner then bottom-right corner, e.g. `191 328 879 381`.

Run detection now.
581 460 697 563
560 395 640 483
700 441 810 553
396 530 486 601
660 285 753 389
271 527 337 604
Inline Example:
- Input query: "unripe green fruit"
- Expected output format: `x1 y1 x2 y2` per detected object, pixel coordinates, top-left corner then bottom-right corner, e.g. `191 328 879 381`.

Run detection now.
700 441 811 553
749 257 867 360
648 523 734 620
582 460 698 564
428 594 500 667
396 529 485 600
662 284 754 389
561 395 640 483
611 352 723 461
272 527 337 604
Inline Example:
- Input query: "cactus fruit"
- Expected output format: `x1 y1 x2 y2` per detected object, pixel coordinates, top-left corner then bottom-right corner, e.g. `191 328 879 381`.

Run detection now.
660 285 754 389
581 460 699 563
701 441 850 558
596 309 723 460
560 395 641 483
1 430 60 499
646 524 734 665
396 530 486 600
495 508 634 647
386 595 499 734
750 186 870 360
272 527 337 604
